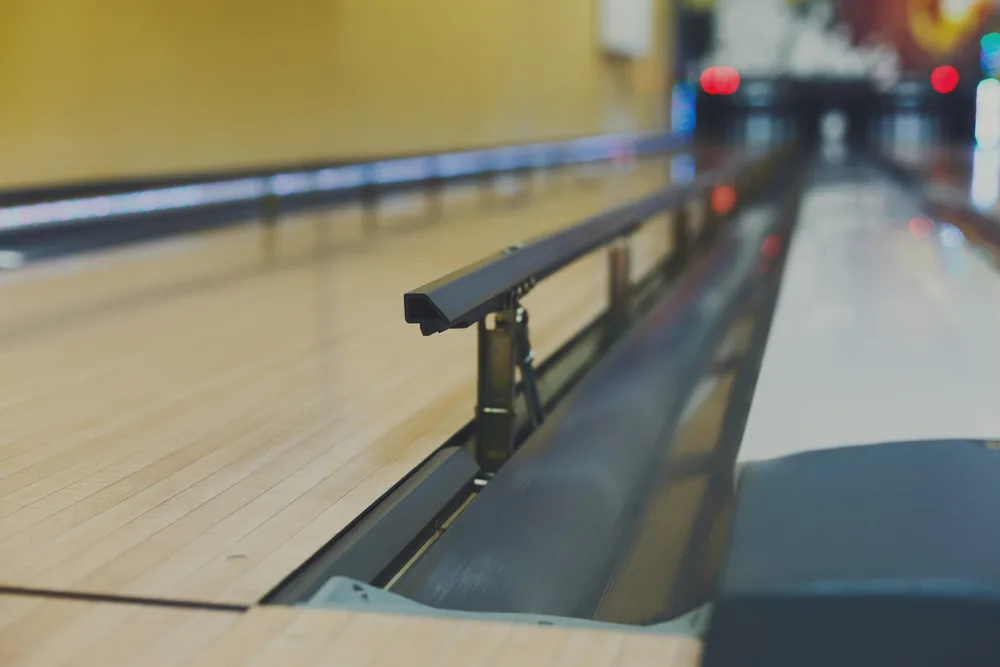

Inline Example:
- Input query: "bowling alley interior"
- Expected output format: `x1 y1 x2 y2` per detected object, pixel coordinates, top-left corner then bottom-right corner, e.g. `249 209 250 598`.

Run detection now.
4 1 1000 666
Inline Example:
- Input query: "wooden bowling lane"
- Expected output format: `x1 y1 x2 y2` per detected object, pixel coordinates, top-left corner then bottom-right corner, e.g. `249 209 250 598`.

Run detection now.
0 156 681 605
0 593 701 667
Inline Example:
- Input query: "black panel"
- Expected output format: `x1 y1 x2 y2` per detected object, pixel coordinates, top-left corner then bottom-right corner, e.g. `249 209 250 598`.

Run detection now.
704 440 1000 667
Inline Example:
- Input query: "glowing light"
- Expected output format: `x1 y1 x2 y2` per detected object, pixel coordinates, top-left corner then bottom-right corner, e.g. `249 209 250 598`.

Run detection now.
908 217 934 237
976 78 1000 148
971 146 1000 209
700 67 740 96
930 66 960 94
761 234 782 260
711 186 737 215
982 32 1000 75
700 69 717 95
942 0 979 22
671 82 697 135
939 223 965 248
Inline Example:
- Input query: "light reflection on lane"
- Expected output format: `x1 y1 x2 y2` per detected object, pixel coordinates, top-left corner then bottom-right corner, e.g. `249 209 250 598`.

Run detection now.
740 161 1000 464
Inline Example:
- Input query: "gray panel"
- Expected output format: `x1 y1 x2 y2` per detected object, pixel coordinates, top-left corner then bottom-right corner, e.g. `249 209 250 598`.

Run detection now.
705 439 1000 667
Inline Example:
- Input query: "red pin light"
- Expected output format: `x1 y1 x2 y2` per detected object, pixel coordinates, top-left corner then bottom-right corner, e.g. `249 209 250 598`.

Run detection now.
712 185 737 214
930 66 959 94
761 234 782 260
700 67 741 96
909 217 933 237
700 69 718 95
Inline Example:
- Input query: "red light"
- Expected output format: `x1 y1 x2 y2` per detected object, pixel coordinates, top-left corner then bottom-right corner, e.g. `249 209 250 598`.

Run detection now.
712 185 737 214
930 66 959 94
700 67 741 96
700 69 718 95
761 234 782 260
909 217 933 237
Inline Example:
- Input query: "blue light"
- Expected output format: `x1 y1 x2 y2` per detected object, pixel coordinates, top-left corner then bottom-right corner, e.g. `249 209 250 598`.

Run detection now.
982 33 1000 76
671 82 696 136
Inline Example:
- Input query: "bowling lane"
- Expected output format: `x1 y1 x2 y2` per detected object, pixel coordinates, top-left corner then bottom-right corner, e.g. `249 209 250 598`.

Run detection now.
0 593 701 667
0 149 719 605
738 155 1000 465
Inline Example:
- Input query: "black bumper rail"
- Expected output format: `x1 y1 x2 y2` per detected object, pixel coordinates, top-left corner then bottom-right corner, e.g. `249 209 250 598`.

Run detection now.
403 145 791 473
0 131 683 262
392 149 806 624
404 148 779 336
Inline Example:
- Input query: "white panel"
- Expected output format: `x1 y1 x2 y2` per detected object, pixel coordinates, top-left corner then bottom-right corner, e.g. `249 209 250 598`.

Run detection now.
597 0 654 59
976 79 1000 149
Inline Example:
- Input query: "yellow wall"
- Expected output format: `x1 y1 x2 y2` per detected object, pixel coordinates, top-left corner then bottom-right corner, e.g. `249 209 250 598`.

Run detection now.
0 0 673 189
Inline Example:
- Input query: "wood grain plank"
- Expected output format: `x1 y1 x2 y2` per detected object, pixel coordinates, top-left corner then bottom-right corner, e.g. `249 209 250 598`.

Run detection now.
0 159 675 604
0 595 701 667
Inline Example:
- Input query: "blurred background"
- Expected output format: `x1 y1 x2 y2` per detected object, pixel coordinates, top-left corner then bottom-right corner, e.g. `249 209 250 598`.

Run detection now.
2 0 997 194
680 0 1000 149
4 3 1000 662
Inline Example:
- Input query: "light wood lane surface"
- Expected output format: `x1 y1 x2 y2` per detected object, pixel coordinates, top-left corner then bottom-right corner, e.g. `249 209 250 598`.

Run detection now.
0 594 701 667
0 158 679 605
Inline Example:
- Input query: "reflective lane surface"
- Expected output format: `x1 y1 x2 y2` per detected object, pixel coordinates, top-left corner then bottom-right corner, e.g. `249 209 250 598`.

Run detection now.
739 155 1000 464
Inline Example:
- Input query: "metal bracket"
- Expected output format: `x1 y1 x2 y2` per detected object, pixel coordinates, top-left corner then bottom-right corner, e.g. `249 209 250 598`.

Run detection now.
475 295 544 472
514 306 544 430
